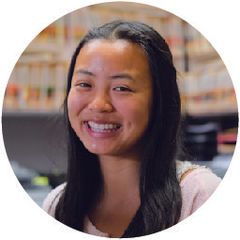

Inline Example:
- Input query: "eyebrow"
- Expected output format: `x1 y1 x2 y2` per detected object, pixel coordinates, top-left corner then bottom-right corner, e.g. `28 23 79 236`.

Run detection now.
110 73 134 81
74 69 95 77
74 69 134 81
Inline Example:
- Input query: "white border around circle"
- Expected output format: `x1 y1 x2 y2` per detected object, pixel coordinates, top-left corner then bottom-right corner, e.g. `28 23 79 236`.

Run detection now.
0 0 239 239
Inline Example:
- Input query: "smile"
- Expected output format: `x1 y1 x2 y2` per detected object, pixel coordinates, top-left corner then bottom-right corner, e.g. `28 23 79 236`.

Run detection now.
86 121 121 133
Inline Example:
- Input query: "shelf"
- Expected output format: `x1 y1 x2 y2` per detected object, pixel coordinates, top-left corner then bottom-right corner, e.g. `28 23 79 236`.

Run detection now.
25 42 62 54
188 50 220 62
186 111 238 118
3 109 237 120
185 104 238 118
90 2 169 17
2 110 63 118
3 3 235 118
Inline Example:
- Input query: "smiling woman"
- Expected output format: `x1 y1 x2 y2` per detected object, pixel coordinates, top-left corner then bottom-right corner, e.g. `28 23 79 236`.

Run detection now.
42 20 221 237
68 39 152 157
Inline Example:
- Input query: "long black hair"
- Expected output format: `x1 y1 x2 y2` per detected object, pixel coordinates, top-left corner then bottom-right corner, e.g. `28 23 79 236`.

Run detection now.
55 20 182 237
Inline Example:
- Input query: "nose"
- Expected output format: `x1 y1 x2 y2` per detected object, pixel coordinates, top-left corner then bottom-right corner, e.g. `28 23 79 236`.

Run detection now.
88 92 113 113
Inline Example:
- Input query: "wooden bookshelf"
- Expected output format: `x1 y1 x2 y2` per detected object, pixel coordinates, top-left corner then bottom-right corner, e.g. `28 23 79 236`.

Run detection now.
3 2 237 118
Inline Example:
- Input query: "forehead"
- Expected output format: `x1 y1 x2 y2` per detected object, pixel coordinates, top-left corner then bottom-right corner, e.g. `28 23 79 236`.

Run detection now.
82 39 134 53
75 39 149 69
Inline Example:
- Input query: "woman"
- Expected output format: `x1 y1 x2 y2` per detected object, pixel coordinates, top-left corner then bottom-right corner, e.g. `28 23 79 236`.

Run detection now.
43 20 221 237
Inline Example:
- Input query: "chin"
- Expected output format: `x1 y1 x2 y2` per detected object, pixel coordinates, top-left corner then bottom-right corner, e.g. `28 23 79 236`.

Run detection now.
84 144 114 156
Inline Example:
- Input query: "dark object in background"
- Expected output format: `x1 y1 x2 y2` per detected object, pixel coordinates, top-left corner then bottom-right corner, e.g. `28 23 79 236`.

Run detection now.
2 112 67 174
217 129 237 154
184 122 219 161
46 172 66 188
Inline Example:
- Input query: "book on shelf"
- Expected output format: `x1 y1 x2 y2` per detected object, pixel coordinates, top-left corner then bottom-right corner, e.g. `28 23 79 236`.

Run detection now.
3 4 236 117
3 60 67 113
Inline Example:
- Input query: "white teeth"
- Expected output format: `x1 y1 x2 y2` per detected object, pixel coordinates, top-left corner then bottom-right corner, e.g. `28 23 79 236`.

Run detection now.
88 121 120 132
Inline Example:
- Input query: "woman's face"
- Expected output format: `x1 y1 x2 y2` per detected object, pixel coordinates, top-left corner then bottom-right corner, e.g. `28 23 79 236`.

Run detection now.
67 39 152 158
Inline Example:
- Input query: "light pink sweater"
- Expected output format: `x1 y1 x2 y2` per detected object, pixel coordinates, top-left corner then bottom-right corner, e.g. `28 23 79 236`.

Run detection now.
42 161 221 237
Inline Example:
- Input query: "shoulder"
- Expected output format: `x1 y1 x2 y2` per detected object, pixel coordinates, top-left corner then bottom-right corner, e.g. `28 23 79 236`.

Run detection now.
42 182 66 217
177 160 221 192
177 160 221 220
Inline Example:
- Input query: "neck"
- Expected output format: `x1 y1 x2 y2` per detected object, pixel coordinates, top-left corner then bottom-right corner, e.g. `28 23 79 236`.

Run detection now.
98 154 140 201
89 154 141 236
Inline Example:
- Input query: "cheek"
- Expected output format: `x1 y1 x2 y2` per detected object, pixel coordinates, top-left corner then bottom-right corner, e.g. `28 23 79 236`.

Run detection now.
133 107 150 129
116 98 151 128
67 91 85 118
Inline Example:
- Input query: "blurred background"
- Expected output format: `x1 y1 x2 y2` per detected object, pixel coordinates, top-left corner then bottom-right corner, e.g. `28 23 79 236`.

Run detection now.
2 2 238 206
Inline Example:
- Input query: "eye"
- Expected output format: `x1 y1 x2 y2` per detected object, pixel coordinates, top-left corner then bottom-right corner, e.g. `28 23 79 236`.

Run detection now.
76 82 92 88
113 86 132 92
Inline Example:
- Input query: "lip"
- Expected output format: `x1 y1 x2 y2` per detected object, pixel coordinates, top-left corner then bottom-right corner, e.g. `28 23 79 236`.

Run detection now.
84 118 120 123
83 120 122 138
